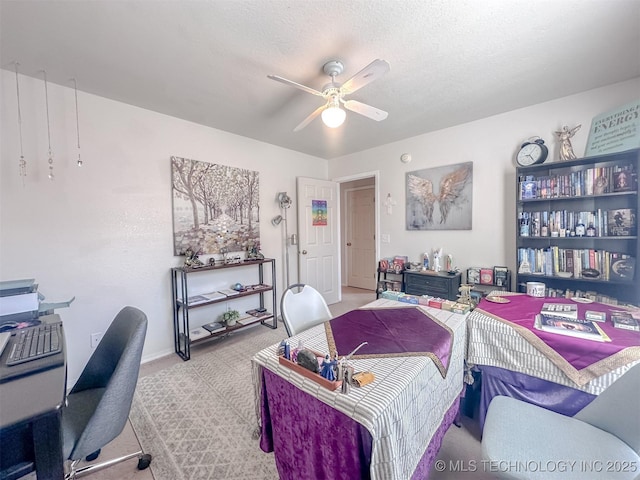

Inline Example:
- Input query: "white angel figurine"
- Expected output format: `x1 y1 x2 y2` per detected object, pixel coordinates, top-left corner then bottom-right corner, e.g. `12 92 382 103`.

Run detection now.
432 247 443 272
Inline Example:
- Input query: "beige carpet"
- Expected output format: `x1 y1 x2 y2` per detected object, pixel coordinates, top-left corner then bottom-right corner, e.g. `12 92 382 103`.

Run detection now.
129 324 284 480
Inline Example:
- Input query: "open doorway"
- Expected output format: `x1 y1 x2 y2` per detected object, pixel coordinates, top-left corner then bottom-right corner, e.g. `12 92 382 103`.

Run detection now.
335 172 379 292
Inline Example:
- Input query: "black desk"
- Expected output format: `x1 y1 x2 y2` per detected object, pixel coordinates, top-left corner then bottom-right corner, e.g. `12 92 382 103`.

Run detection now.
0 315 66 480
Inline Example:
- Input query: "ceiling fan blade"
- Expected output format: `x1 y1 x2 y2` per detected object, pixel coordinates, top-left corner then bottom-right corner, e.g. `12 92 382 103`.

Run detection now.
343 100 388 122
293 104 326 132
267 75 323 96
339 59 390 95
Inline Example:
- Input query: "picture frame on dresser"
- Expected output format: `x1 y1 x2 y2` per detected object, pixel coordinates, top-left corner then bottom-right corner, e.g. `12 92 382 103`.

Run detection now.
467 267 480 285
479 268 494 285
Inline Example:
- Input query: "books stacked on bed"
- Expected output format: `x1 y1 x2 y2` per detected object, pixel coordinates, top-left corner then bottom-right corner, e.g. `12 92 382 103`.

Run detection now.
534 313 609 342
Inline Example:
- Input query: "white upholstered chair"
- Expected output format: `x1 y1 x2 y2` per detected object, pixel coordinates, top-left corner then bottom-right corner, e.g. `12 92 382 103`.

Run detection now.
481 362 640 479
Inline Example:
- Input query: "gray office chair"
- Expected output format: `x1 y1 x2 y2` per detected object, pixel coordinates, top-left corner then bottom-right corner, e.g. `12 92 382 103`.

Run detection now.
482 363 640 479
280 283 332 336
62 306 152 479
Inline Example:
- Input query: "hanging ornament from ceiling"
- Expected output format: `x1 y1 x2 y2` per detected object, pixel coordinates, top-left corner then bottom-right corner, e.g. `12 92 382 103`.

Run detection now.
72 78 82 167
14 62 26 182
43 70 54 180
42 70 55 180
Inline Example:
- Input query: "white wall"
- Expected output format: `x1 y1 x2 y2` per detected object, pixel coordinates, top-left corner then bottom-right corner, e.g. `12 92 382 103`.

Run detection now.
329 78 640 286
0 70 326 383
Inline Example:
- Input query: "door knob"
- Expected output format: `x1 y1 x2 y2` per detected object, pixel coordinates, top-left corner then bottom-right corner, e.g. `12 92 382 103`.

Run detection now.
347 242 352 246
301 250 307 255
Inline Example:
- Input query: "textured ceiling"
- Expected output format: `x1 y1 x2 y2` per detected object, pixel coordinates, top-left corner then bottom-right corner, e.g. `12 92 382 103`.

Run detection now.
1 0 639 159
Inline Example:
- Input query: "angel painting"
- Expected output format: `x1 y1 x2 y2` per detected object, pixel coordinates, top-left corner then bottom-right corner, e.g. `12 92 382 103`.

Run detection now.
406 162 473 230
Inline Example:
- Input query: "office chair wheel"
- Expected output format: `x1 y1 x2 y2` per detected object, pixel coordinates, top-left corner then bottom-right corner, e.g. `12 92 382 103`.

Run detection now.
137 453 152 470
85 449 101 461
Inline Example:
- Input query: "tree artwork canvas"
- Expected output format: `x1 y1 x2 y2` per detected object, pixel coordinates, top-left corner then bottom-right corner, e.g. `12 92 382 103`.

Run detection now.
406 162 473 230
171 156 260 256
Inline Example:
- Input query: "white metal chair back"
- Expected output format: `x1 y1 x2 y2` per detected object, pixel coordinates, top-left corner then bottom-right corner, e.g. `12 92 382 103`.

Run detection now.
280 283 332 336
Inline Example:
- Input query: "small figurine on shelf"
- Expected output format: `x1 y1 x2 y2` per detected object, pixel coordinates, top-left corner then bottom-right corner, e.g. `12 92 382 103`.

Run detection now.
457 284 475 307
555 124 581 161
445 254 453 272
247 241 265 261
432 247 443 272
320 354 337 381
184 248 204 268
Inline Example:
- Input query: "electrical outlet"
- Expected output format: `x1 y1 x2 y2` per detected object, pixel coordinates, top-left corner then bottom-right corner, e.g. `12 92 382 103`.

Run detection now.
90 332 103 349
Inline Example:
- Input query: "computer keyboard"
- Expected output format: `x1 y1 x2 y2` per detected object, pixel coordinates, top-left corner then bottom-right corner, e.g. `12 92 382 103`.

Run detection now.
6 321 63 366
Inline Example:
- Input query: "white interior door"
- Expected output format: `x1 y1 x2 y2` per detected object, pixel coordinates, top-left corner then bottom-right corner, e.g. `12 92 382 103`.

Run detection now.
296 177 340 305
346 187 376 290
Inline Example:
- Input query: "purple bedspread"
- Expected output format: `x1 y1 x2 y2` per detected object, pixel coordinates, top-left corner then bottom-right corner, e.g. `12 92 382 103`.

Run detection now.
260 368 460 479
476 296 640 370
326 307 453 377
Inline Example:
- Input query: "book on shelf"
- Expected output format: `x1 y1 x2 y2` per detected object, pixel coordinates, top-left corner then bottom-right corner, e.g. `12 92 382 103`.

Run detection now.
540 303 578 319
237 315 262 326
609 255 636 282
189 326 210 340
185 295 209 305
534 314 607 342
520 180 537 200
202 322 226 333
218 288 241 297
611 312 640 331
202 291 226 301
245 283 270 291
613 168 636 193
607 209 636 237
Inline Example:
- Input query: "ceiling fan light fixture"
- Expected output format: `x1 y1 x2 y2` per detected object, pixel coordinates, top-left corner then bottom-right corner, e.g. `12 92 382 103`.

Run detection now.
321 104 346 128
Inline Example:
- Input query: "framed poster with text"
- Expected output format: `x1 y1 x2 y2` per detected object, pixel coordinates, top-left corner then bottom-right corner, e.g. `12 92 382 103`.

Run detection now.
585 100 640 156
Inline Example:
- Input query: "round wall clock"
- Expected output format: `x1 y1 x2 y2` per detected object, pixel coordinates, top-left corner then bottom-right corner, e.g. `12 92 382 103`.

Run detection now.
516 138 548 167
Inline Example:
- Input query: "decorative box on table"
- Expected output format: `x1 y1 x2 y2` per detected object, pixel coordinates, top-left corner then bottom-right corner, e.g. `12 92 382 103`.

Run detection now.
277 352 342 391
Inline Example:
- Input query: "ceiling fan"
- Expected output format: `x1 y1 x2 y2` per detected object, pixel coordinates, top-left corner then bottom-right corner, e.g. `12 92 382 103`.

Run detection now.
268 59 390 131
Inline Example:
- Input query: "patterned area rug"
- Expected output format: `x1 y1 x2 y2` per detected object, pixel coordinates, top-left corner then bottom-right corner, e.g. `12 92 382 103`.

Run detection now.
129 325 284 480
